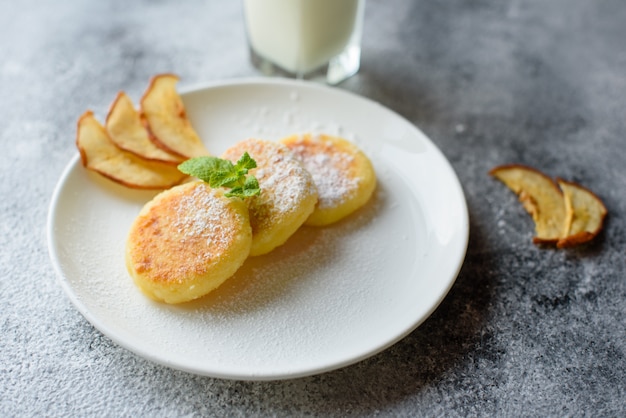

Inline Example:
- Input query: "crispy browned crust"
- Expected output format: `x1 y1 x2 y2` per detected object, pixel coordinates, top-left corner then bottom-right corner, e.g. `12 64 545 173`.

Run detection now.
126 182 252 303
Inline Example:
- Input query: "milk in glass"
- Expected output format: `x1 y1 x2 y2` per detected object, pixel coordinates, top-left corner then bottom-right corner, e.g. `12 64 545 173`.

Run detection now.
244 0 364 84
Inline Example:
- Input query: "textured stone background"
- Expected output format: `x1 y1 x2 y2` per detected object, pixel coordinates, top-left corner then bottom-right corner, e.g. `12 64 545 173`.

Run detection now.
1 0 625 416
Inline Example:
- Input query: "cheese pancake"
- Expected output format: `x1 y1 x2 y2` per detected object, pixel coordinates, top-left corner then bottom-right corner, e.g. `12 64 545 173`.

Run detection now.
281 134 376 226
126 182 252 304
221 139 318 256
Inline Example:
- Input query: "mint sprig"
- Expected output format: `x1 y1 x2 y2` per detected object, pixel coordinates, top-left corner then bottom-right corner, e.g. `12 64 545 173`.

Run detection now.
178 152 261 198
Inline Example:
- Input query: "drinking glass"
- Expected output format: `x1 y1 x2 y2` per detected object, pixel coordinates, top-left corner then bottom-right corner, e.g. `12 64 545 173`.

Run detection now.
243 0 365 85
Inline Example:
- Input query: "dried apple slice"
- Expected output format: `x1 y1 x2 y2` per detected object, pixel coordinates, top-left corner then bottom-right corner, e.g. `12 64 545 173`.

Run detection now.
556 179 607 248
105 91 183 165
490 164 566 244
76 111 187 189
140 74 209 158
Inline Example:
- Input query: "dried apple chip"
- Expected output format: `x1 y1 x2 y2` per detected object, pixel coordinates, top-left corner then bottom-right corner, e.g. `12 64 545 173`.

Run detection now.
490 164 566 244
76 111 187 189
106 91 184 165
556 179 607 248
140 74 209 158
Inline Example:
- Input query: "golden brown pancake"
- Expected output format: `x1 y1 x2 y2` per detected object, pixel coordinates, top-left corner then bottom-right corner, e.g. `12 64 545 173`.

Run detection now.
281 134 376 226
126 182 252 303
221 139 318 256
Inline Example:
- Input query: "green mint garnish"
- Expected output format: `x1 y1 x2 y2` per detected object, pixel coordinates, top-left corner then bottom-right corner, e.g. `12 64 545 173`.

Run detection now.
178 152 261 198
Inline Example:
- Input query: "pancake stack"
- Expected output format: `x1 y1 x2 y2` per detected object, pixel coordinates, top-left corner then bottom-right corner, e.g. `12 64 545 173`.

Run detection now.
126 134 376 303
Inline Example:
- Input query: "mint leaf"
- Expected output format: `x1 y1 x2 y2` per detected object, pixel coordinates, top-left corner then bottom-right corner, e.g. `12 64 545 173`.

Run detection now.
177 156 218 183
242 175 260 196
210 170 240 188
224 175 260 198
224 187 243 198
234 152 257 173
178 153 261 199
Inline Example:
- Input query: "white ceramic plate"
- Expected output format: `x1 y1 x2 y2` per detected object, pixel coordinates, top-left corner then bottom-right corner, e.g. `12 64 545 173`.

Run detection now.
47 78 468 381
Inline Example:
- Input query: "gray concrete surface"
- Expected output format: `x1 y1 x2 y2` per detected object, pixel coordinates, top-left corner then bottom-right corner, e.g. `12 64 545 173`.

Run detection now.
1 0 624 416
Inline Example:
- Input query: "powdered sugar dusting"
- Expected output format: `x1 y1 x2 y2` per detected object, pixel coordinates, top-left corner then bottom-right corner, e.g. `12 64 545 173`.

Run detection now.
127 183 244 282
173 184 230 245
222 139 316 230
287 135 360 209
254 150 315 214
167 184 238 273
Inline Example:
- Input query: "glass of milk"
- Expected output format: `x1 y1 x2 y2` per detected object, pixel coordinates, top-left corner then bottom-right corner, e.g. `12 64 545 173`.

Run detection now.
243 0 365 85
